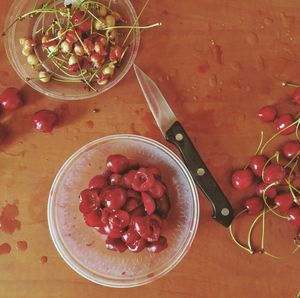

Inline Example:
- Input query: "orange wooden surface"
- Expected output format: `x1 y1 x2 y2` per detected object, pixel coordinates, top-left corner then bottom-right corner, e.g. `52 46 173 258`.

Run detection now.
0 0 300 297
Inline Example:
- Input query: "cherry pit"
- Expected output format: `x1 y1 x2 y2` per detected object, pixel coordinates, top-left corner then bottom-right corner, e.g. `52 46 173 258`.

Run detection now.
79 154 171 253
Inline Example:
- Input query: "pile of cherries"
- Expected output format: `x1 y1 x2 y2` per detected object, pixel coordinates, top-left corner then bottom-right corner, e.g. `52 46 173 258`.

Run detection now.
231 85 300 254
79 154 171 253
0 86 58 142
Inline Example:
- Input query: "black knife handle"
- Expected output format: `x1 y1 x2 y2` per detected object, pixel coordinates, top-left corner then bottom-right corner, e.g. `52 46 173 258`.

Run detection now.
166 121 234 227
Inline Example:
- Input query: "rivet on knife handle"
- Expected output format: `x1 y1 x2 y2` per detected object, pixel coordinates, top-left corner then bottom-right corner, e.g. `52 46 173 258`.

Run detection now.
166 121 234 227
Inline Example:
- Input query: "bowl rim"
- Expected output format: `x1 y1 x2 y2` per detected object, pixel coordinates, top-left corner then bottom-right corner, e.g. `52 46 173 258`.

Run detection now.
3 0 140 100
47 134 200 288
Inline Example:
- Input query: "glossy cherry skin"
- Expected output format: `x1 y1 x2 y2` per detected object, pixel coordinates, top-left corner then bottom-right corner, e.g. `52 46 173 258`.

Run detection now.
134 215 161 242
121 170 137 189
109 173 123 186
287 207 300 227
123 198 141 212
275 114 295 135
100 187 127 210
293 88 300 105
108 209 130 229
127 237 147 253
263 164 286 184
0 87 22 110
84 210 102 227
106 155 129 173
79 189 100 214
249 155 267 177
147 236 168 253
103 224 124 238
147 180 166 198
282 141 300 159
244 197 264 215
231 169 254 190
274 193 294 212
88 175 107 190
32 110 58 133
142 192 156 215
256 183 277 199
132 168 155 192
121 228 141 246
297 227 300 240
105 237 127 253
71 11 91 32
258 105 277 123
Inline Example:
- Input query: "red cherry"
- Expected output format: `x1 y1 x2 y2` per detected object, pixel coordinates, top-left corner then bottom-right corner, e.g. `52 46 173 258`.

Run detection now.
103 224 123 238
275 114 295 135
100 187 127 210
84 210 102 227
106 154 129 173
258 105 277 123
108 209 130 229
127 190 141 200
121 170 137 189
0 124 7 143
71 11 91 32
263 164 285 184
292 88 300 105
88 175 107 190
256 183 277 199
274 193 294 212
134 216 161 242
231 169 254 190
142 192 156 215
127 237 146 252
249 155 267 177
147 180 166 198
105 237 127 253
0 87 22 110
32 110 58 133
109 173 123 186
297 227 300 240
288 207 300 226
109 46 123 62
83 38 95 52
147 236 168 253
123 198 141 212
79 189 100 214
155 194 171 218
147 167 161 179
244 197 264 215
132 168 155 192
122 228 140 246
65 29 79 44
100 207 111 224
128 159 139 170
282 141 300 159
95 225 107 235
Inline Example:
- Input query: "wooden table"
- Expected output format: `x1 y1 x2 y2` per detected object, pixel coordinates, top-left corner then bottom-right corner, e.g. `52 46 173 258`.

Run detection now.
0 0 299 297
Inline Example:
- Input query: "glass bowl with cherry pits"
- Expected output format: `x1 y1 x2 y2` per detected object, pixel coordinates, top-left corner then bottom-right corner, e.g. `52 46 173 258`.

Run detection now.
48 135 199 287
230 83 300 258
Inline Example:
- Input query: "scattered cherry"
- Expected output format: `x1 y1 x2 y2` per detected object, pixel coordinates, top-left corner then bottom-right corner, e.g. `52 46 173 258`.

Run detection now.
282 141 300 159
275 114 295 135
232 169 254 190
263 164 286 184
258 105 277 123
287 207 300 227
244 197 264 215
249 155 267 177
256 182 277 199
0 87 22 111
32 110 58 133
274 193 294 213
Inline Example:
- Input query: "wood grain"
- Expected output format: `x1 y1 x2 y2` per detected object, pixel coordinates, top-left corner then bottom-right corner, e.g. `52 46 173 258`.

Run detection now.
0 0 300 297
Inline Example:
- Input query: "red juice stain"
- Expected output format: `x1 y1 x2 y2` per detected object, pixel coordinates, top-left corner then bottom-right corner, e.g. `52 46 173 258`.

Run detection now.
40 256 48 264
86 120 94 129
214 45 223 65
121 271 126 275
0 243 11 255
17 241 28 251
130 123 141 135
198 62 210 74
0 203 21 234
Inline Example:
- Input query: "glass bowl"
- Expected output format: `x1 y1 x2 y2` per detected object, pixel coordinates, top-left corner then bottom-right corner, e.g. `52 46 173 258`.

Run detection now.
48 135 200 288
3 0 140 100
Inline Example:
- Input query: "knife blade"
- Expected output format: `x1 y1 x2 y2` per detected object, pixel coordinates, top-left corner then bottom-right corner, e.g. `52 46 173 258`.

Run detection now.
134 64 234 227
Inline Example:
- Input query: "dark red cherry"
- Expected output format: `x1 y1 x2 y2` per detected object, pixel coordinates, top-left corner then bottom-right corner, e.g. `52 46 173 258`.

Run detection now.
128 159 139 169
123 198 141 212
147 236 168 253
84 210 102 227
121 228 140 246
103 224 123 238
32 110 58 133
106 154 129 173
132 168 155 192
297 227 300 240
105 237 127 253
282 141 300 159
109 173 122 186
71 11 91 32
79 189 100 213
288 207 300 227
231 169 254 190
127 190 141 200
88 175 107 190
100 187 126 210
263 164 286 184
127 237 146 253
121 170 137 189
258 105 277 123
249 155 267 177
142 192 156 215
155 194 171 218
0 87 22 110
108 209 130 229
147 167 161 179
275 114 295 135
256 183 277 199
134 216 161 242
147 180 166 199
129 206 146 227
292 88 300 105
274 193 294 212
244 197 264 216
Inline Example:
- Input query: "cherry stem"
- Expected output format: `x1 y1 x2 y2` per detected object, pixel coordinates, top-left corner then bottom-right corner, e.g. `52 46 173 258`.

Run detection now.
261 206 266 251
261 151 280 183
284 150 300 168
282 81 300 88
229 209 254 254
262 244 300 260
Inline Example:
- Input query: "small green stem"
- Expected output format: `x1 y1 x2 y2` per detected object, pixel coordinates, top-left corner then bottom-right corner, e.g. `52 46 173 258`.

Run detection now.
105 23 162 31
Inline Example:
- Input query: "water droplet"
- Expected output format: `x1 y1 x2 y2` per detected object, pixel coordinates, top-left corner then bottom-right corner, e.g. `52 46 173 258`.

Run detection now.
264 18 273 26
246 32 259 45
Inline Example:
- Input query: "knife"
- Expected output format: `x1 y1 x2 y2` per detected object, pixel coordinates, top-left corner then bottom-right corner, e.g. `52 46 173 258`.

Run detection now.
134 64 234 227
